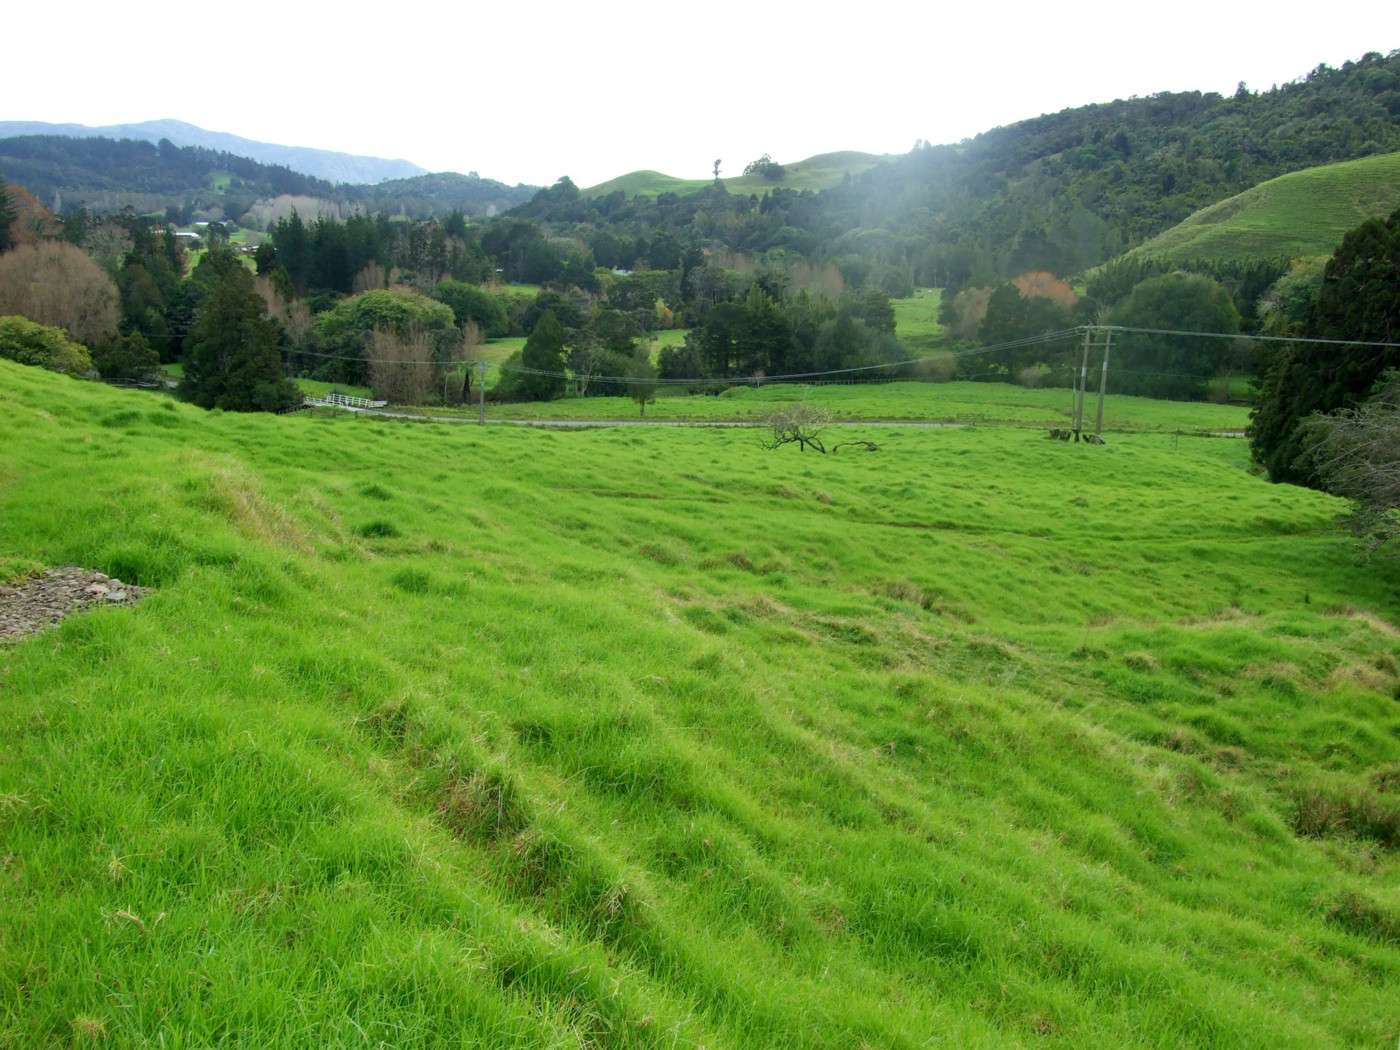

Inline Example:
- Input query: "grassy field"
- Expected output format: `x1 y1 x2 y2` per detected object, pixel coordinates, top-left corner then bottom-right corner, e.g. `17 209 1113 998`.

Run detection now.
892 288 945 352
1124 151 1400 265
2 359 1397 1047
454 380 1252 431
585 151 886 199
162 364 374 402
295 376 374 401
643 327 688 361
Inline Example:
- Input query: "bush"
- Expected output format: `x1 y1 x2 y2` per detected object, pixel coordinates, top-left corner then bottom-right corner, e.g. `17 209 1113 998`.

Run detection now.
0 315 92 375
91 332 161 382
0 241 119 346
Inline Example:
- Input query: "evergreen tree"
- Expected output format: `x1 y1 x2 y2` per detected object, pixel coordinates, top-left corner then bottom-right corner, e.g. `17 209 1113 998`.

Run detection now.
519 310 567 400
179 250 301 412
1250 208 1400 485
1108 273 1240 398
0 184 15 252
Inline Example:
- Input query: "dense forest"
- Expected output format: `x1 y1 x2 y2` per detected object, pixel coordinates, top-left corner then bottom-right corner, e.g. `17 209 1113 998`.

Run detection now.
519 52 1400 290
0 136 536 221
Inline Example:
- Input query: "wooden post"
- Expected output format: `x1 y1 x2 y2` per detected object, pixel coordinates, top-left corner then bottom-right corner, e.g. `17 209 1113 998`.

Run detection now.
1073 327 1092 438
476 361 486 425
1093 328 1112 438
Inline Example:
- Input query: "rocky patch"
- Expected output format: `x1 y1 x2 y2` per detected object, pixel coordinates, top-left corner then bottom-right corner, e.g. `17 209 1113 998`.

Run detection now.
0 567 147 641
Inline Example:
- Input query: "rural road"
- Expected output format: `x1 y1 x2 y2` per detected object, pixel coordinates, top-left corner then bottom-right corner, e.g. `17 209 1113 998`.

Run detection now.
309 403 1246 438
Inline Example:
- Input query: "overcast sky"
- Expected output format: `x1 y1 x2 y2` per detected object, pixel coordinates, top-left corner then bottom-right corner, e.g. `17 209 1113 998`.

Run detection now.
5 1 1394 187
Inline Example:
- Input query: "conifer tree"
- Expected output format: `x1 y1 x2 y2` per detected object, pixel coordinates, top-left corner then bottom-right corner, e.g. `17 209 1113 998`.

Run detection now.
180 249 301 412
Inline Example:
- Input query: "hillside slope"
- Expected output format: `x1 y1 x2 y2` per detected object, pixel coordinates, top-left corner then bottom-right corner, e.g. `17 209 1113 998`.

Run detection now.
525 53 1400 282
1 362 1397 1047
0 119 424 185
584 151 886 198
1124 151 1400 264
0 136 535 220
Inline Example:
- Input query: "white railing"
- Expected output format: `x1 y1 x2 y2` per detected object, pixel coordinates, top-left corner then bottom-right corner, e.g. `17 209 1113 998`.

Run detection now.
304 391 388 410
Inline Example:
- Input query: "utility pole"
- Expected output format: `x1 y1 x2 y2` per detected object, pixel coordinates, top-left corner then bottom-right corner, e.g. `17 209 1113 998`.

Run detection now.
476 361 486 425
1073 327 1092 439
1093 328 1112 438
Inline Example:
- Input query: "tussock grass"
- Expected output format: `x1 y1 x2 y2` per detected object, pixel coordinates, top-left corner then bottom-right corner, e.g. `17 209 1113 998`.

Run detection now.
1 358 1398 1047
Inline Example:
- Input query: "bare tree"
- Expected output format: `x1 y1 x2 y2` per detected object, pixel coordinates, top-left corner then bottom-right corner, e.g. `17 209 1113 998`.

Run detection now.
254 276 312 350
0 241 119 347
353 262 389 293
763 404 833 452
1304 371 1400 554
761 403 879 454
83 223 135 277
367 325 435 404
567 333 602 397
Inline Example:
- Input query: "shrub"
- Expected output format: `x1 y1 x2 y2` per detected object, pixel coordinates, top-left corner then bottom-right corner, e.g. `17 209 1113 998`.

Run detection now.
0 315 92 375
0 241 119 346
91 331 161 382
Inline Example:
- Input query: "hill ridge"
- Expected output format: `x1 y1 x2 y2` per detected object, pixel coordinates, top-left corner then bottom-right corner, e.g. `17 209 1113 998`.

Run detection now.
1122 151 1400 265
0 118 426 185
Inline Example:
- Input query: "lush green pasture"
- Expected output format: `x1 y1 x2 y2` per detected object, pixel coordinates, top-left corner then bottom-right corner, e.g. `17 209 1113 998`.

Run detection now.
163 364 374 402
485 282 541 298
1 360 1397 1048
585 151 885 199
892 288 945 352
1125 151 1400 265
643 327 688 362
295 376 374 401
464 380 1251 432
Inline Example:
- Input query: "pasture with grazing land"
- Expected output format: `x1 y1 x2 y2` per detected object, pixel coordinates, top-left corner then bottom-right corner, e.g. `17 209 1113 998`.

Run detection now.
583 151 886 199
1 358 1396 1047
427 379 1253 433
892 288 945 353
1122 151 1400 266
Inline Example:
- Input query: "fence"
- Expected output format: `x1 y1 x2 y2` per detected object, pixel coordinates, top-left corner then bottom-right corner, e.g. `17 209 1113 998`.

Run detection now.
304 392 388 410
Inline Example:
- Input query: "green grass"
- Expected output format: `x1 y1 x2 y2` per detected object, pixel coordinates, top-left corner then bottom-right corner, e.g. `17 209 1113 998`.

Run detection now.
1124 151 1400 264
295 377 374 401
487 282 541 299
164 364 373 402
585 151 886 199
472 331 687 387
2 358 1398 1047
892 288 945 352
643 328 688 362
459 380 1251 431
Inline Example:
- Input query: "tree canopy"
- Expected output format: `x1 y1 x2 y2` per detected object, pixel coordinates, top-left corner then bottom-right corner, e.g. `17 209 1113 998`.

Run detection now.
179 250 300 412
1250 207 1400 484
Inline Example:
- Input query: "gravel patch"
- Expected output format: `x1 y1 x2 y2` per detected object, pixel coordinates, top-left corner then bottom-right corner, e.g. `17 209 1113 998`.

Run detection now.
0 567 147 641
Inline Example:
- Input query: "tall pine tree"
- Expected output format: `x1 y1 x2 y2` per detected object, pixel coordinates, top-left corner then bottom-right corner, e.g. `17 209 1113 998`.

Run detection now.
519 310 567 400
179 249 301 412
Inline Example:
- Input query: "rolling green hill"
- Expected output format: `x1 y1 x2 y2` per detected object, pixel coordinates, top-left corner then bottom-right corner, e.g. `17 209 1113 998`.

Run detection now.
1124 151 1400 265
2 360 1398 1046
584 151 886 198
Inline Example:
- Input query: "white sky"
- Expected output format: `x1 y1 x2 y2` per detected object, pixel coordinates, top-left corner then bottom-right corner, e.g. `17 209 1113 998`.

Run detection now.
4 1 1395 187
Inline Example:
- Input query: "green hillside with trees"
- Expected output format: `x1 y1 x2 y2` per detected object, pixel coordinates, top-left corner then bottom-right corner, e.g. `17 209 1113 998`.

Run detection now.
5 40 1400 1049
0 136 535 222
584 151 887 199
1123 151 1400 265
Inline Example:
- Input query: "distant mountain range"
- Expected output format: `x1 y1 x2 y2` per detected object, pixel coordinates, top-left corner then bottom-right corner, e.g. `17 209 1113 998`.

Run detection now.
0 133 537 222
0 119 425 185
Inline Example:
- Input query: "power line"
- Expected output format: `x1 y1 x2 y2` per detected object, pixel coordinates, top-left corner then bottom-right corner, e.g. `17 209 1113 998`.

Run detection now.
1101 324 1400 349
